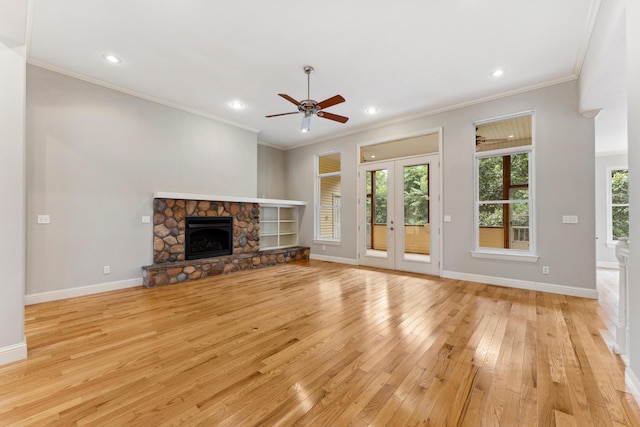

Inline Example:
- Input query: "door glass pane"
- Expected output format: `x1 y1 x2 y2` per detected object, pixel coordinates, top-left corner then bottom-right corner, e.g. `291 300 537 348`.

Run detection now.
403 164 430 259
366 169 388 256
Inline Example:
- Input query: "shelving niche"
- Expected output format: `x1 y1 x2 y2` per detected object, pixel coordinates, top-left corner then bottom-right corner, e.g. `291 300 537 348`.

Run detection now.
260 204 300 250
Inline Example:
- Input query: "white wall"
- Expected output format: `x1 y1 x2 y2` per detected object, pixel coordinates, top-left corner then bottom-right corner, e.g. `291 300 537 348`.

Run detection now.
579 0 625 112
626 0 640 388
25 66 258 296
286 80 596 293
257 144 286 199
0 39 27 362
595 153 627 267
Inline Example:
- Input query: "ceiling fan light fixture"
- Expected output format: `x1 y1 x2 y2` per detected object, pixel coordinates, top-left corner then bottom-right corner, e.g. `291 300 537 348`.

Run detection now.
102 54 121 64
301 114 311 133
492 68 506 78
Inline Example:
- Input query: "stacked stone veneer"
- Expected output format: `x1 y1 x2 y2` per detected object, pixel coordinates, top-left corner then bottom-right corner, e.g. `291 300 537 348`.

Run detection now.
143 197 309 287
152 198 260 263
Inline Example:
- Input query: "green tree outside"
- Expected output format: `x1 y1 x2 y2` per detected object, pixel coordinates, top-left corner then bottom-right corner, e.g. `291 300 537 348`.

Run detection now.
611 169 629 239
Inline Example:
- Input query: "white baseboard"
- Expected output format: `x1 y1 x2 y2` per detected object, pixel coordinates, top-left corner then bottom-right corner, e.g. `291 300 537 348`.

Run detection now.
0 336 27 366
442 270 598 299
597 261 619 269
309 254 358 265
25 277 142 305
626 368 640 406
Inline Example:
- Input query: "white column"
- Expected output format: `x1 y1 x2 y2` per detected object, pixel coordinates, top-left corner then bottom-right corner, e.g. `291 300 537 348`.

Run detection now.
615 238 630 362
0 2 28 365
626 0 640 389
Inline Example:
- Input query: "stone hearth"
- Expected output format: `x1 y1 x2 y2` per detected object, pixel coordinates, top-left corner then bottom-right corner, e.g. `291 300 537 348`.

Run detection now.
142 246 310 287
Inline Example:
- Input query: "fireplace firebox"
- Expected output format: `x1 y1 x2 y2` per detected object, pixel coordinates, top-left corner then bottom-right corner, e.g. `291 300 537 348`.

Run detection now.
185 216 233 260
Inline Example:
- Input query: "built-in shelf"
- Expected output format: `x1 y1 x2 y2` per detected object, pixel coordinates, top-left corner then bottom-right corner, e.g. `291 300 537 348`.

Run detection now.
260 204 300 250
152 192 304 252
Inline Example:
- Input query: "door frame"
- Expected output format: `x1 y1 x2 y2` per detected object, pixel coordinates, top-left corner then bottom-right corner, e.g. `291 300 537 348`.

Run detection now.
356 128 443 276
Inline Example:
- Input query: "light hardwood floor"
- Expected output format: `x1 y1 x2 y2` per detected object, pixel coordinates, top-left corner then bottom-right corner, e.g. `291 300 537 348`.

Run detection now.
1 260 639 426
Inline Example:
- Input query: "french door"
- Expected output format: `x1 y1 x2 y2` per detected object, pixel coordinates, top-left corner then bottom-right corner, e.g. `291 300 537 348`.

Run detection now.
358 154 440 275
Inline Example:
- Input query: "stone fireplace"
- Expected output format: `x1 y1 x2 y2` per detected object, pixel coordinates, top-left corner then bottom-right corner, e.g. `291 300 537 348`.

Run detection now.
142 194 309 287
152 198 260 264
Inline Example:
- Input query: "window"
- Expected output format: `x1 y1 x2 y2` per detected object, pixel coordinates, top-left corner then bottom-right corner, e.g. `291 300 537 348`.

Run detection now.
474 113 535 260
607 167 629 243
315 152 341 241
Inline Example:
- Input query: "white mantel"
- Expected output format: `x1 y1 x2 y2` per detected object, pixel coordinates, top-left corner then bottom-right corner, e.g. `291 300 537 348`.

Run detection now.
153 192 306 206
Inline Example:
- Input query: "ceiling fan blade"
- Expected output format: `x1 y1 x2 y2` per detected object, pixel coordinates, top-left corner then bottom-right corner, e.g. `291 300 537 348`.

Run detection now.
278 94 301 106
265 111 299 118
317 111 349 124
477 138 510 145
317 95 345 110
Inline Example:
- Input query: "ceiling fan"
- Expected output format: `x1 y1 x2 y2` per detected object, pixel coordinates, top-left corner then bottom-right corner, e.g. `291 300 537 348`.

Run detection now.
475 135 510 145
475 128 510 145
266 66 349 133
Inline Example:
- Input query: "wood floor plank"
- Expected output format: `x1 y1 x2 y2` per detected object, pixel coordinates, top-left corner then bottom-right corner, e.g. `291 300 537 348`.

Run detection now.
0 260 638 426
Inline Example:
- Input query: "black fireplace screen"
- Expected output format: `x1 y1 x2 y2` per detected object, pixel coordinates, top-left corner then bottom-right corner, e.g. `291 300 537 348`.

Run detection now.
185 216 233 260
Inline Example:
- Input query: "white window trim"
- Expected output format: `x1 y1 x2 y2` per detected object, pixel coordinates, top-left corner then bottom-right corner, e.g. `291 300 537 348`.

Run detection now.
472 111 537 260
314 151 342 243
606 165 629 246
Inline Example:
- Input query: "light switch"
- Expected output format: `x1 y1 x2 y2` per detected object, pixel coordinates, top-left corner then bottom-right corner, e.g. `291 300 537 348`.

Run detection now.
37 215 50 224
444 215 452 223
562 215 578 224
142 215 151 224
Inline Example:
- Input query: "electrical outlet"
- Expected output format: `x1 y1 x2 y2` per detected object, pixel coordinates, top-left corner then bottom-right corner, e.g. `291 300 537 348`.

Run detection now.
141 215 151 224
103 266 111 274
542 266 550 275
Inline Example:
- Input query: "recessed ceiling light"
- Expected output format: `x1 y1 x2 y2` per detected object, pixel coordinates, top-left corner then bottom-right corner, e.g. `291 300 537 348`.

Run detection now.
492 68 506 78
365 107 379 115
371 155 376 159
508 134 515 138
230 101 244 110
102 54 121 64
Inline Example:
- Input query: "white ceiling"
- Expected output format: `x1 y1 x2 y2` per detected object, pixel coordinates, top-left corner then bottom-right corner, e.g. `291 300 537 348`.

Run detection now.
25 0 604 149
